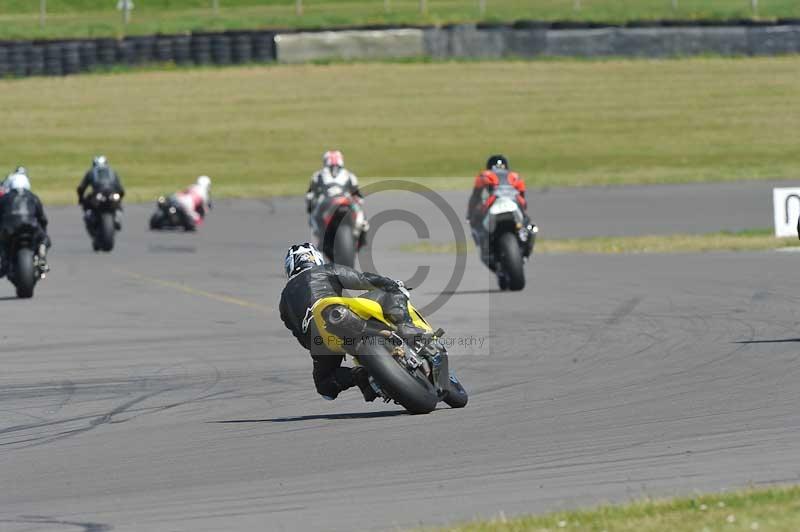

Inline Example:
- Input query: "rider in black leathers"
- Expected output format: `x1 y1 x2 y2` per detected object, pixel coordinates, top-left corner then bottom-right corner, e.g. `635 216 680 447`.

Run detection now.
77 156 125 231
0 183 51 278
279 243 413 402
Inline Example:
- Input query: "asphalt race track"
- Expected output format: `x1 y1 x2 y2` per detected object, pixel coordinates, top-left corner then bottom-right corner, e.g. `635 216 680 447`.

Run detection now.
2 181 800 531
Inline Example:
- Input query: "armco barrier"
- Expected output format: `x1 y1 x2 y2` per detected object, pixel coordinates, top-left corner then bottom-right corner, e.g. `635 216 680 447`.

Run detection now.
0 23 798 79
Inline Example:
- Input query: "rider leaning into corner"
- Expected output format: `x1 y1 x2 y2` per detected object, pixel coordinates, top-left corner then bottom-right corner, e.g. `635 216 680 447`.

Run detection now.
0 170 51 278
77 155 126 228
172 175 213 231
467 154 534 268
279 243 422 403
305 150 369 246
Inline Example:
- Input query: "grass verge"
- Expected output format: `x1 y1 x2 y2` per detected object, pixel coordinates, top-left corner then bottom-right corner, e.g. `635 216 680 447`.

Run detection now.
429 485 800 532
401 229 800 255
1 0 799 41
1 57 799 205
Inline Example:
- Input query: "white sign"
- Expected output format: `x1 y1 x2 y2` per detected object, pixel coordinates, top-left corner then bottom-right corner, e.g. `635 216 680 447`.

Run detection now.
773 187 800 237
116 0 134 10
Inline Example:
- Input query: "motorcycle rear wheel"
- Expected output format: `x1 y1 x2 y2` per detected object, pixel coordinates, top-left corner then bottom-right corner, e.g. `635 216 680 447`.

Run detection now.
14 248 35 299
498 232 525 291
98 212 115 252
356 342 438 414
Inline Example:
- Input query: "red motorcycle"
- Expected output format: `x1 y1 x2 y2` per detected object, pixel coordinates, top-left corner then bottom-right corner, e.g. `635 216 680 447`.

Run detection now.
310 189 368 267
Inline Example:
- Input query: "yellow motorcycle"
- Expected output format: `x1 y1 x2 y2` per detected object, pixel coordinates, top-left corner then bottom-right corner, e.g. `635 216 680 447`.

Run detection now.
311 288 468 414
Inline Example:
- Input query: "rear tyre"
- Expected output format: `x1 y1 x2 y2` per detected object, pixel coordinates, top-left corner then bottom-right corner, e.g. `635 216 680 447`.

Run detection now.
14 248 35 299
98 212 115 252
149 211 164 230
498 232 525 291
443 375 469 408
332 222 356 267
356 343 438 414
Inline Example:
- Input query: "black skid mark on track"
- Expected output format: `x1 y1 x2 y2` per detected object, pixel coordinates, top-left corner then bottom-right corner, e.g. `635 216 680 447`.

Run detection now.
735 337 800 344
0 516 112 531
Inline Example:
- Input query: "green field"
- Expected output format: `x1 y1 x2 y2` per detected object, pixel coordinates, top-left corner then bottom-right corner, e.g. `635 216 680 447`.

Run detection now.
1 56 798 204
1 0 799 40
429 485 800 532
403 229 800 254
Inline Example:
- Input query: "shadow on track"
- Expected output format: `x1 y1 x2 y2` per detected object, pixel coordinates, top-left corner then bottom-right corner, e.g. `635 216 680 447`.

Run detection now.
0 296 21 302
735 338 800 344
211 410 407 423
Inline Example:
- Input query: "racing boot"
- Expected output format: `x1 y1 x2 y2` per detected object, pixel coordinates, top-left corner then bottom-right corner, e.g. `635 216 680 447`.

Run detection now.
0 251 7 279
352 366 377 402
114 210 122 231
37 243 50 274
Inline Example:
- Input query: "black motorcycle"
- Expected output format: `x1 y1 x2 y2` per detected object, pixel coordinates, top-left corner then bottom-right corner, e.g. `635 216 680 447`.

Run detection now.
149 195 194 231
84 190 122 252
476 185 537 291
6 223 47 299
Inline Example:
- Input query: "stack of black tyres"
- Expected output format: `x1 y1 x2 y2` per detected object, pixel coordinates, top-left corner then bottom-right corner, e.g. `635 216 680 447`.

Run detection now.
173 36 192 64
10 44 29 77
44 43 63 76
155 37 174 62
27 45 45 76
191 35 212 65
62 42 81 74
133 36 156 64
252 32 275 62
80 41 98 72
210 34 232 65
232 33 253 63
118 39 136 65
0 47 9 78
97 39 118 66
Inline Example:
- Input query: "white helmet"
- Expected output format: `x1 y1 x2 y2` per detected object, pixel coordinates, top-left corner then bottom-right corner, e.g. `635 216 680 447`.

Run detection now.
93 155 108 168
284 243 325 279
196 175 211 189
7 173 31 191
322 150 344 169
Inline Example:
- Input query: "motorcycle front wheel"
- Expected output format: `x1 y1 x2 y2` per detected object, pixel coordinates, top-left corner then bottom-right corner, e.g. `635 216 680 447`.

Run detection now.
14 248 35 299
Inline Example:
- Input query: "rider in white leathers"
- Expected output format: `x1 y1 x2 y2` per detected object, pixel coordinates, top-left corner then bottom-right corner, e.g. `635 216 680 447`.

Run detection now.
305 151 368 247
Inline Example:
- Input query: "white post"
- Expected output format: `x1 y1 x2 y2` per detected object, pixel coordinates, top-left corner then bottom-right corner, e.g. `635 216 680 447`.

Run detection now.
40 0 46 28
122 0 131 25
296 0 303 16
573 0 581 11
479 0 486 17
751 0 758 17
671 0 678 11
384 0 390 13
212 0 219 15
420 0 427 14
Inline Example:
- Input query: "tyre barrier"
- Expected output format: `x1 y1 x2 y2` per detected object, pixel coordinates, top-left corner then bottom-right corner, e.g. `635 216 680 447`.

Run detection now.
62 42 82 74
173 36 192 64
232 33 253 63
80 41 98 72
10 44 29 77
210 35 232 65
27 46 45 76
97 39 118 65
132 36 156 64
0 47 9 77
117 39 136 65
44 43 63 76
191 35 212 65
155 38 174 62
252 32 275 62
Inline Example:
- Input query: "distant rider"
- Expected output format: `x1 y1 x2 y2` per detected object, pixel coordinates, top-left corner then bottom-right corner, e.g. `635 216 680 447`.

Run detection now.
279 243 418 402
467 155 531 266
0 172 51 278
171 175 213 231
77 155 126 230
305 151 368 246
